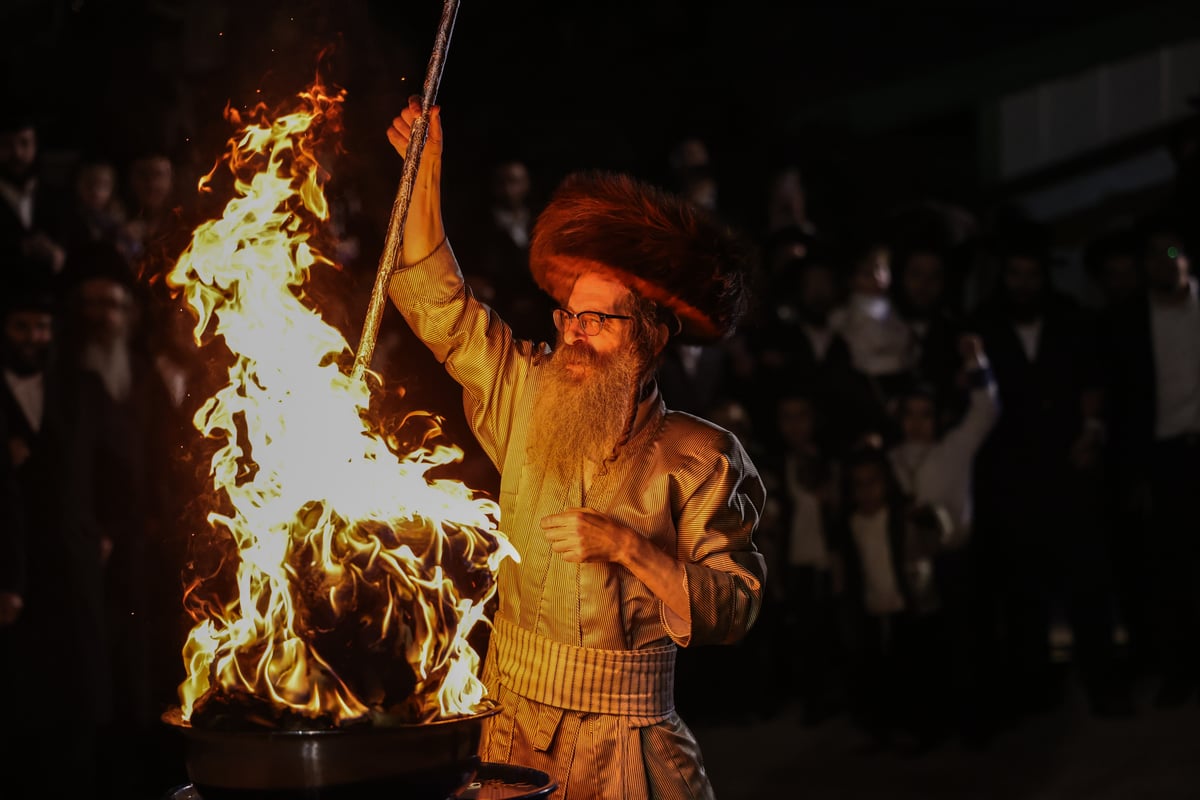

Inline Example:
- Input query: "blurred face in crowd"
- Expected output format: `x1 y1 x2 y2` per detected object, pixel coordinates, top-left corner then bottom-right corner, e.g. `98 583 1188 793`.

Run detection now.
0 125 37 187
899 394 937 444
1001 255 1046 321
78 277 135 346
901 250 946 316
852 246 891 296
767 167 807 229
491 161 530 212
682 173 718 212
129 154 173 213
670 137 709 173
777 395 816 450
1144 232 1190 294
799 262 838 324
76 162 117 212
849 459 888 515
2 309 54 376
1097 252 1140 305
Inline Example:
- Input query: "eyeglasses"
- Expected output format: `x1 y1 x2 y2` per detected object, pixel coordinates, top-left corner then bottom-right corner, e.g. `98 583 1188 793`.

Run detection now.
552 308 633 336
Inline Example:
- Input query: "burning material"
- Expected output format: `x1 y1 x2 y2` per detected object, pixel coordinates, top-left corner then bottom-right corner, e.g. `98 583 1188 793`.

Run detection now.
167 75 516 730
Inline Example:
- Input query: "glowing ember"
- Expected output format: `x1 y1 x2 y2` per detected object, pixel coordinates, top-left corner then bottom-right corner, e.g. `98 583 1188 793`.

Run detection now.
167 76 517 727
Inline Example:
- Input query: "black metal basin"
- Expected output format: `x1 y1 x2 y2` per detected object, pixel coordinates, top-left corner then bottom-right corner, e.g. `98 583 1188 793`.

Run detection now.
163 705 499 800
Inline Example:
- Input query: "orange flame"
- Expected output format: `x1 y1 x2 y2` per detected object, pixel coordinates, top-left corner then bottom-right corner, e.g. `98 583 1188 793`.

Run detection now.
168 77 516 726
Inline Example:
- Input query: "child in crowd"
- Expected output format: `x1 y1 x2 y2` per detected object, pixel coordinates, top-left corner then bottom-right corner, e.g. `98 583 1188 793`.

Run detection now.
60 155 127 254
832 240 913 399
886 334 999 745
770 385 845 724
833 444 952 754
888 333 999 550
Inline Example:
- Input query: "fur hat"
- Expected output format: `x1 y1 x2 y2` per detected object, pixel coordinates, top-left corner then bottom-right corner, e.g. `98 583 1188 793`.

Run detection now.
528 170 754 344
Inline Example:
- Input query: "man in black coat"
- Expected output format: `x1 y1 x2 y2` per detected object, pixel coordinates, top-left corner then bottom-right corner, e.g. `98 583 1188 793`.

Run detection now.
0 275 110 799
0 110 67 280
1102 214 1200 707
57 240 190 794
892 239 967 417
968 221 1127 722
747 247 891 457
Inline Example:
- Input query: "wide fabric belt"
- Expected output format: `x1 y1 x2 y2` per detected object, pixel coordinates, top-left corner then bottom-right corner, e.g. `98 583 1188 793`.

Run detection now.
490 616 676 717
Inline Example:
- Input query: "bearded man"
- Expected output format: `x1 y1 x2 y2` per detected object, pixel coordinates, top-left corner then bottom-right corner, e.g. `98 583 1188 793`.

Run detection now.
385 99 766 799
0 273 111 798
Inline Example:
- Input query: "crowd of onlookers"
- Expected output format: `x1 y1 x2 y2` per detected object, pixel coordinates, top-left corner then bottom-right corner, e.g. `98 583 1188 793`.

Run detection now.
653 131 1200 759
0 106 215 798
0 87 1198 799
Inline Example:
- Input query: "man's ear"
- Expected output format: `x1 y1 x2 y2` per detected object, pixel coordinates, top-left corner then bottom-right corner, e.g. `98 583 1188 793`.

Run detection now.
653 322 671 355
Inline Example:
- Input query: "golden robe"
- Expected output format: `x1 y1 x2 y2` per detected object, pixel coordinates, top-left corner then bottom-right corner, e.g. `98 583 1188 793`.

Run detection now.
390 241 767 799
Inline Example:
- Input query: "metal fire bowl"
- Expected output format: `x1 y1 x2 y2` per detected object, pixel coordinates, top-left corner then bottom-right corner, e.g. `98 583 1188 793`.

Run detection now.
163 705 500 800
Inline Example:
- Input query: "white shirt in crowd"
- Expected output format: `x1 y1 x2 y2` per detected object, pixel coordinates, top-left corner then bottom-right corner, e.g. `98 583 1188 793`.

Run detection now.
802 323 835 363
675 343 705 378
80 341 133 403
0 177 35 230
1013 319 1042 362
783 457 829 570
155 353 191 410
850 507 906 616
4 368 43 432
1150 279 1200 440
492 206 530 249
831 292 913 376
889 372 1000 549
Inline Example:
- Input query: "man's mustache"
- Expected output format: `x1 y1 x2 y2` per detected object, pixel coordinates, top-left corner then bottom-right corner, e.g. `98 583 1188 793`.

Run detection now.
554 340 600 366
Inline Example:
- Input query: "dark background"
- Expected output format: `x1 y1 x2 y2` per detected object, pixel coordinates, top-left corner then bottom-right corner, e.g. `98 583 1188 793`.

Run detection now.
4 0 1197 243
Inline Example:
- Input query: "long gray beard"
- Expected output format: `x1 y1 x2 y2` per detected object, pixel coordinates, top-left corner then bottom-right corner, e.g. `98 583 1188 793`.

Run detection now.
529 339 643 475
81 339 133 403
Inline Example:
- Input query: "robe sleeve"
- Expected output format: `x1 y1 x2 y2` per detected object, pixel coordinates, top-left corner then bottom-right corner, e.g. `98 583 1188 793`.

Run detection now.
387 239 545 472
665 426 766 648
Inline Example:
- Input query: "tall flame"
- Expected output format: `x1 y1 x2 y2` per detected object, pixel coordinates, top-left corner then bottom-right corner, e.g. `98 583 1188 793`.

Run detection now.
168 78 516 726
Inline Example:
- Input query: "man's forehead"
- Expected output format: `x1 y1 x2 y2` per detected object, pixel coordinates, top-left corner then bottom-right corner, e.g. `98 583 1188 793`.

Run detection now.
567 270 630 310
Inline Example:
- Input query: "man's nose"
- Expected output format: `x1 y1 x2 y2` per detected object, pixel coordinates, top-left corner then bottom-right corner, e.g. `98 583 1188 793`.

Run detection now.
561 322 586 346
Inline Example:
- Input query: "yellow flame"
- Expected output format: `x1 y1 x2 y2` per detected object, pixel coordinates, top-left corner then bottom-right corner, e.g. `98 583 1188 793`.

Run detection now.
169 78 516 725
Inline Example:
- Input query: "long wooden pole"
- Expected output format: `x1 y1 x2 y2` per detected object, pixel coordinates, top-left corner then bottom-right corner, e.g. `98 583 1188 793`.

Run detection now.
351 0 460 381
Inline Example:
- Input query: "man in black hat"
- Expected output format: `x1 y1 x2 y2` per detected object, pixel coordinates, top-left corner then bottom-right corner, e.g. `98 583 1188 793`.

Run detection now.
0 273 111 799
0 275 54 632
0 110 67 279
384 99 766 800
56 237 187 795
1102 213 1200 707
967 217 1129 722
